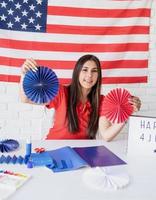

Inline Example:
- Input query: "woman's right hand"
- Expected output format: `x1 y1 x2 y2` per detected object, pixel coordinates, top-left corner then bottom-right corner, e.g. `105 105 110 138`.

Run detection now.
21 58 38 74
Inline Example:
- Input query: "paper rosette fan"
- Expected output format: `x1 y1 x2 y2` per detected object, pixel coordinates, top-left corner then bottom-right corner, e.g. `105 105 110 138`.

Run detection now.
82 167 130 190
0 139 19 153
23 66 59 104
101 88 133 123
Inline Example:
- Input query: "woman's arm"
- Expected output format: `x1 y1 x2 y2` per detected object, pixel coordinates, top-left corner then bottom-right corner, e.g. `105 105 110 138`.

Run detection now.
98 96 141 142
98 116 125 141
19 58 38 104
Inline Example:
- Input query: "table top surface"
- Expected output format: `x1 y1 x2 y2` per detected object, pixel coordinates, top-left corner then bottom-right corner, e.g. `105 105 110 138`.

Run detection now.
0 139 156 200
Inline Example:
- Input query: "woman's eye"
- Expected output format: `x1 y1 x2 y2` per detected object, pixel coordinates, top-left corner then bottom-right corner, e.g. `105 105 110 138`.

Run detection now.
82 68 98 73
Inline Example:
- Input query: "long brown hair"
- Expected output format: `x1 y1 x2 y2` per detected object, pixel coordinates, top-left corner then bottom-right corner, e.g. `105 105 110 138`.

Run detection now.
67 54 102 138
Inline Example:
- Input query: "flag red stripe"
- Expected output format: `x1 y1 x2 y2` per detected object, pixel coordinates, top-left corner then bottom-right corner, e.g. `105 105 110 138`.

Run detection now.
47 25 149 35
102 76 147 84
0 57 25 67
0 39 148 52
0 74 20 82
48 6 150 18
38 59 149 69
58 77 148 84
0 56 148 69
0 74 147 84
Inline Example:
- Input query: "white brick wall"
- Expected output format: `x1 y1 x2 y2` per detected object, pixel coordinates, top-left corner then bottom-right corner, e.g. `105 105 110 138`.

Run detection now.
1 1 156 140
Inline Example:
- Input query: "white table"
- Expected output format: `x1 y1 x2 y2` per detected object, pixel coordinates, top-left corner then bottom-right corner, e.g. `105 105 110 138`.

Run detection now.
0 139 156 200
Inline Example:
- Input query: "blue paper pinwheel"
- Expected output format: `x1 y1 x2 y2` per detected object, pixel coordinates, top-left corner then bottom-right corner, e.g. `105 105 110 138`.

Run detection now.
23 66 59 104
0 139 19 153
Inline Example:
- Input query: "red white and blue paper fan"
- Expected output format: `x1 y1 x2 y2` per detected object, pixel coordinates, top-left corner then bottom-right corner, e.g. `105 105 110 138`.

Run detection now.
23 66 59 104
0 139 19 153
101 88 133 123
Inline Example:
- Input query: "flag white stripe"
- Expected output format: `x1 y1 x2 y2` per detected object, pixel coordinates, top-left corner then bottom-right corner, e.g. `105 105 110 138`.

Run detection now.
0 48 148 61
0 30 149 44
47 16 149 27
0 65 147 77
102 68 147 77
48 0 151 9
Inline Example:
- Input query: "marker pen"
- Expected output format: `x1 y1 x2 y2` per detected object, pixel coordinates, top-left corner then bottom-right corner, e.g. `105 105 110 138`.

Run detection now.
25 136 32 157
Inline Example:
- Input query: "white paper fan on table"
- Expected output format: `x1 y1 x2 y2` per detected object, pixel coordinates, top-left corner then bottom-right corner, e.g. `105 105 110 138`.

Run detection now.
101 88 133 123
82 167 130 190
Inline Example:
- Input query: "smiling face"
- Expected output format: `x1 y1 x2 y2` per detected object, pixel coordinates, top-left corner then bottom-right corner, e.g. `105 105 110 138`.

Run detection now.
79 60 98 90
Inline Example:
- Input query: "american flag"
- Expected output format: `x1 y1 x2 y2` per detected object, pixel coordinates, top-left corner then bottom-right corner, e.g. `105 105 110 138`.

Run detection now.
0 0 152 84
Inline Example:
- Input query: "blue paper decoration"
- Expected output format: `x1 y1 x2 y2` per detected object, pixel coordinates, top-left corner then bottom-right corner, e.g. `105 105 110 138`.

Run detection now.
27 152 54 168
0 139 19 153
0 155 28 165
23 66 59 104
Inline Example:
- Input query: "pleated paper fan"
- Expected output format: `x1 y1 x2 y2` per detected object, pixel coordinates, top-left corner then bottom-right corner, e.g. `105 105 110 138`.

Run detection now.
0 139 19 153
101 88 133 123
83 167 130 190
23 66 59 104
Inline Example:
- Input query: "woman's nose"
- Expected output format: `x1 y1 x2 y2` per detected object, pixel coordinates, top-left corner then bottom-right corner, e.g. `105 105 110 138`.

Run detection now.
87 71 92 77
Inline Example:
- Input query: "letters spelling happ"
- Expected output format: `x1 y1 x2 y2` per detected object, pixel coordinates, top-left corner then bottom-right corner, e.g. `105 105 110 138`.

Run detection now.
139 120 156 143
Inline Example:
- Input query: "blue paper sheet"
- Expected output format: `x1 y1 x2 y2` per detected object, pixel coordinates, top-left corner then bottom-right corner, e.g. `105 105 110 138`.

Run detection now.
73 146 126 167
46 146 88 172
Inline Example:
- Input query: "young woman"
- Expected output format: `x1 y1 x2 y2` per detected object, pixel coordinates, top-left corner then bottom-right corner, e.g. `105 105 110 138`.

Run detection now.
20 55 141 141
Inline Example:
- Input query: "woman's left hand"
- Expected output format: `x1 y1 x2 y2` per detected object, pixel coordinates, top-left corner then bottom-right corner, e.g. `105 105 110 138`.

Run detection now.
129 96 141 112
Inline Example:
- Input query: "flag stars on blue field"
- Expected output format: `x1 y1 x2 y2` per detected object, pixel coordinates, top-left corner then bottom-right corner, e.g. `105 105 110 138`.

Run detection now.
36 11 42 18
0 0 48 32
29 4 35 11
1 1 7 8
35 24 42 30
36 0 43 5
21 23 27 30
15 16 21 23
7 21 13 28
22 10 28 17
15 3 21 9
0 14 7 21
29 17 35 24
23 0 28 3
8 8 14 15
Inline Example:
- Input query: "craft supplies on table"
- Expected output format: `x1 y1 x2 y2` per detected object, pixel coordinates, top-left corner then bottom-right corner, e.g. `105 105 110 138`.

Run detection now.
0 170 31 200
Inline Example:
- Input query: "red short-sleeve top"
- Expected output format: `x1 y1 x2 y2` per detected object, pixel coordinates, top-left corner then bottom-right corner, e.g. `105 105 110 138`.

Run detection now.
46 85 104 139
46 85 103 140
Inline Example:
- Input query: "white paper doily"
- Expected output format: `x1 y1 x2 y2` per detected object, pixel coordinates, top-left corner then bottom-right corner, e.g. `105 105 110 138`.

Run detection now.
82 167 130 191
